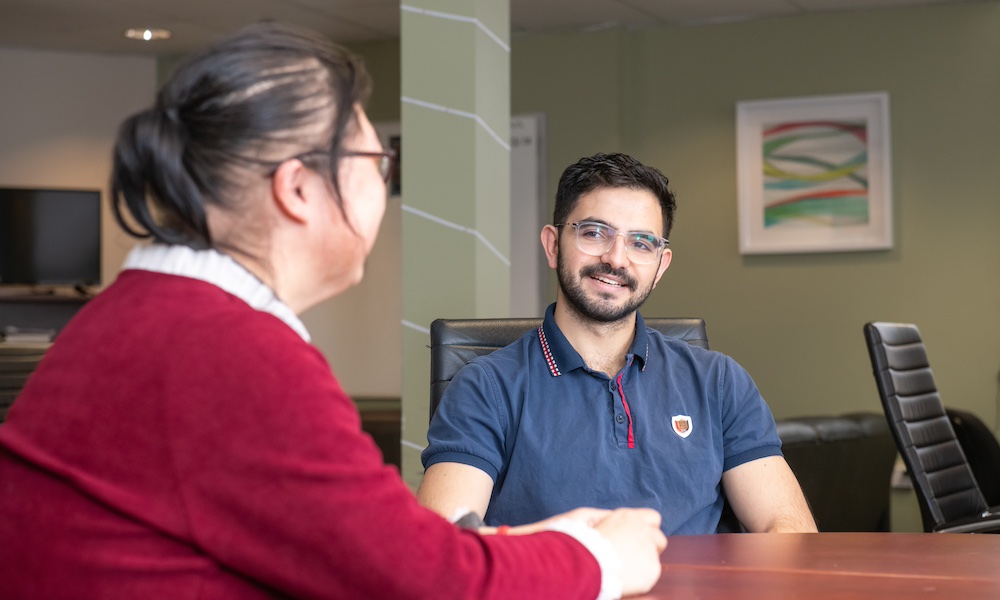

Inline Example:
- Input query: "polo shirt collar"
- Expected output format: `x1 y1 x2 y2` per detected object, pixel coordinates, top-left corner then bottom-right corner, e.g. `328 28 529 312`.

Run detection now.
539 303 650 376
122 243 311 343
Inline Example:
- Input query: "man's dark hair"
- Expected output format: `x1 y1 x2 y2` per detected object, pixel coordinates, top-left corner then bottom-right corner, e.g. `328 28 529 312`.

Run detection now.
111 22 371 248
553 153 677 239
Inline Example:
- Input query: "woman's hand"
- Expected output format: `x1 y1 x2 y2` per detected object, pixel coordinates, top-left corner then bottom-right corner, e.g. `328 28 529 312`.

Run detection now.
594 508 667 596
481 507 612 535
480 506 667 597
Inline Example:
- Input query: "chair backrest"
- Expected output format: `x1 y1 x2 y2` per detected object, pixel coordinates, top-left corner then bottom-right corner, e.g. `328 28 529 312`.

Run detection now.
0 342 50 423
863 322 988 531
429 317 709 421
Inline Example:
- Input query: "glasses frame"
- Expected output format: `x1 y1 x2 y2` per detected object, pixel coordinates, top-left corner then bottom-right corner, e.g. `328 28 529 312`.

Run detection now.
268 148 397 185
342 149 397 184
556 220 669 265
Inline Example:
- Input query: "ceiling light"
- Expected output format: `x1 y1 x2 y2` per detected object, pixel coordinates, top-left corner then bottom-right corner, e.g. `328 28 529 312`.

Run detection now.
123 28 172 42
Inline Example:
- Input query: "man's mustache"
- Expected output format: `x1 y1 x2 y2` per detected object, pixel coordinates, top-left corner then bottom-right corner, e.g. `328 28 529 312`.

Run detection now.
580 264 638 291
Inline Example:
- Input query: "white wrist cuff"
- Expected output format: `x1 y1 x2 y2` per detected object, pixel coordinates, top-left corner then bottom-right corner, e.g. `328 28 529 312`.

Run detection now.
544 519 623 600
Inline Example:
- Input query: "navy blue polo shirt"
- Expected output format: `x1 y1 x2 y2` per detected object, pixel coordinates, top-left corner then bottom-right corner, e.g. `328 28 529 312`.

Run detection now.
422 304 782 535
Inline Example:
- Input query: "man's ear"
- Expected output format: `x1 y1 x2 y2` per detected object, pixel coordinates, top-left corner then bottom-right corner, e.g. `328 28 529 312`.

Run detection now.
541 225 560 270
652 248 672 289
271 158 311 225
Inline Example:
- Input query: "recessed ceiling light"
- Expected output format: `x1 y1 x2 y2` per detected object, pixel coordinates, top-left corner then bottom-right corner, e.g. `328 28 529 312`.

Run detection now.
123 28 172 42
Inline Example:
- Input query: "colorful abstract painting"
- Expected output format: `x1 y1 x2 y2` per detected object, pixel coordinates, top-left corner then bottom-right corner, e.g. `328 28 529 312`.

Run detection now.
736 93 892 254
762 119 869 229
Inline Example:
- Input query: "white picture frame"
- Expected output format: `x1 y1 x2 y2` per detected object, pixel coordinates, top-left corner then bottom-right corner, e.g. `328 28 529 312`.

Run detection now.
736 92 892 255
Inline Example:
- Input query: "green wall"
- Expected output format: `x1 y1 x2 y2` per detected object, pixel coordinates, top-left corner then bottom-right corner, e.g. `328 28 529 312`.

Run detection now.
512 3 1000 423
346 2 1000 427
349 38 401 123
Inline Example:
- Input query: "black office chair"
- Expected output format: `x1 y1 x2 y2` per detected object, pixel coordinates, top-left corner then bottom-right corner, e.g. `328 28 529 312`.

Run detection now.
864 322 1000 533
429 317 710 419
775 413 896 532
426 317 747 531
0 342 50 423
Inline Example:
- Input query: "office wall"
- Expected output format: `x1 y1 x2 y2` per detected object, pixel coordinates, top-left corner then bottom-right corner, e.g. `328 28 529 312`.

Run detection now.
512 3 1000 422
319 3 1000 422
28 8 982 517
0 42 405 401
0 48 156 285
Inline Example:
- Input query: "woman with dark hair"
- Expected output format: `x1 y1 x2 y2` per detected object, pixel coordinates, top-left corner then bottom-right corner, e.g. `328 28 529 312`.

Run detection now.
0 22 665 599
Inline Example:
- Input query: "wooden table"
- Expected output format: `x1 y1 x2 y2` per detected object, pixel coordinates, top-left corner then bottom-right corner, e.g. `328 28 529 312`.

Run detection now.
639 533 1000 599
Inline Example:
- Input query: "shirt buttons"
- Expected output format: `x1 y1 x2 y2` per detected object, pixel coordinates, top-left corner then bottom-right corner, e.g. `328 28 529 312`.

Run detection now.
616 414 625 424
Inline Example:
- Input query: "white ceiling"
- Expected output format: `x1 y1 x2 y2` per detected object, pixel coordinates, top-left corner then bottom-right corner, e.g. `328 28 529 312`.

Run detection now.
0 0 987 56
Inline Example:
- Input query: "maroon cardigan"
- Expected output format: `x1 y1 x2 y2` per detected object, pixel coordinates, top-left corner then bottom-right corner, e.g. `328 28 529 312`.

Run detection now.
0 270 600 599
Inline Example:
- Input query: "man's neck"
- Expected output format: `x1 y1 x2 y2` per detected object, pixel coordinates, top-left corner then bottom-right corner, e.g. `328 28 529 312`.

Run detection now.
553 299 637 377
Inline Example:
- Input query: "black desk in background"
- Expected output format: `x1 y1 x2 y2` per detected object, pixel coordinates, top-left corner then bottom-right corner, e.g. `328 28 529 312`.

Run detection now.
0 340 51 422
0 293 90 335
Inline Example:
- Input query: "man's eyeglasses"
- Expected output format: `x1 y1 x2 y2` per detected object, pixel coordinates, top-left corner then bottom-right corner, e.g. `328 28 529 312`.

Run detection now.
556 221 669 265
342 149 397 184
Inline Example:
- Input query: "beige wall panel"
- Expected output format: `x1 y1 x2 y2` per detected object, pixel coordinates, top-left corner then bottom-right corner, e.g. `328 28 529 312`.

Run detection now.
400 0 511 482
401 13 476 109
400 105 478 219
402 211 477 325
401 327 433 489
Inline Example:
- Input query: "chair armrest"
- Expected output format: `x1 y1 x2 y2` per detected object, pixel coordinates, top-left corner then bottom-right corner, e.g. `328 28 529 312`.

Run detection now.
935 510 1000 533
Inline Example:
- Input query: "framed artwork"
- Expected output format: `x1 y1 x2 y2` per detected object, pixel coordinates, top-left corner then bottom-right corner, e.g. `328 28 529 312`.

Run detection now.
736 92 892 254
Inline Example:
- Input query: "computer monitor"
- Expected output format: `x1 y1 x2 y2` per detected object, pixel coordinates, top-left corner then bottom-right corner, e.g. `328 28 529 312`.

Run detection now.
0 188 101 287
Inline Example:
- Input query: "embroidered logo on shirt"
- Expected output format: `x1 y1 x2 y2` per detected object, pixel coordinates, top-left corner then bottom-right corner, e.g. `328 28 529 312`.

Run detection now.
671 415 693 439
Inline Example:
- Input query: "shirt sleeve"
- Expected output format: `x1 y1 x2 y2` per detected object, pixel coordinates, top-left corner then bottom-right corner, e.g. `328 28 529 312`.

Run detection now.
718 354 783 471
422 360 508 481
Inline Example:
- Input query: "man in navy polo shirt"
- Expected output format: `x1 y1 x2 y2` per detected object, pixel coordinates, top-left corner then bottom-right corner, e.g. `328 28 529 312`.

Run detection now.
418 153 816 535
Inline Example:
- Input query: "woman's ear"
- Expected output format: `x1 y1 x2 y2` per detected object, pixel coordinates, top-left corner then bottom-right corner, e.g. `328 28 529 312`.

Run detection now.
271 159 312 224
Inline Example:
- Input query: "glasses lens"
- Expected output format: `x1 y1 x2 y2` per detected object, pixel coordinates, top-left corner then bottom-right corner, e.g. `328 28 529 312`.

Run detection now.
575 222 610 242
574 222 612 253
624 233 661 264
382 152 397 183
378 155 389 182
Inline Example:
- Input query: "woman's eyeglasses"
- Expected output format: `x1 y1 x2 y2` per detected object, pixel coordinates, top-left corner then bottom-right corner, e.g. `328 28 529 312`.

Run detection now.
267 148 397 185
342 149 397 184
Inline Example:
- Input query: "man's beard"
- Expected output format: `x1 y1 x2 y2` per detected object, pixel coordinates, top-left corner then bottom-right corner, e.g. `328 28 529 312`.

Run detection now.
557 254 656 324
